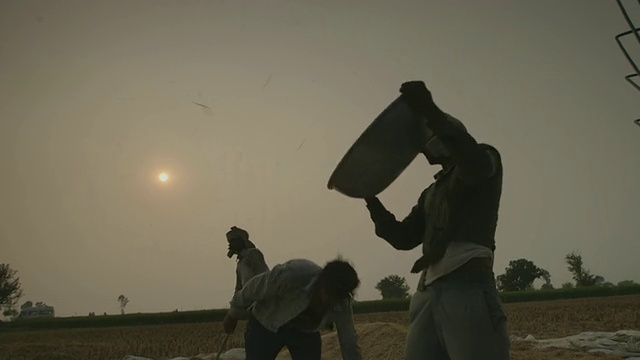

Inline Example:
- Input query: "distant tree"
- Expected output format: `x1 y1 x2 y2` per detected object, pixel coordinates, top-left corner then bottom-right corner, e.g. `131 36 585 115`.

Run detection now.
375 275 410 299
540 269 553 289
117 295 129 315
617 280 639 287
594 276 605 287
0 264 23 317
496 259 549 292
2 308 18 318
601 282 615 288
565 252 599 287
540 283 555 290
34 301 48 307
561 282 574 289
21 301 33 309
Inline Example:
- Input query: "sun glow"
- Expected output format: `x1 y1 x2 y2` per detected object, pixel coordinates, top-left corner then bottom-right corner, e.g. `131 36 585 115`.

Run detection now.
159 172 169 182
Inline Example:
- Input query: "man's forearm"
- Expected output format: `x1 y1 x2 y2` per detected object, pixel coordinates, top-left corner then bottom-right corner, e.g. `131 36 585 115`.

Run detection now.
421 102 459 140
365 197 423 251
335 303 362 360
365 197 397 227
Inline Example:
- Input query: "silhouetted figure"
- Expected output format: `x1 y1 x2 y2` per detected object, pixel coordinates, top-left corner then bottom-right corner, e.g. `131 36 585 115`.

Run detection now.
225 226 269 295
364 81 509 359
223 258 362 360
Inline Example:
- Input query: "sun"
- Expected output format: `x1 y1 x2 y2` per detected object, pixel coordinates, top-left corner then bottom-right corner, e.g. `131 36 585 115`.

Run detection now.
158 172 169 182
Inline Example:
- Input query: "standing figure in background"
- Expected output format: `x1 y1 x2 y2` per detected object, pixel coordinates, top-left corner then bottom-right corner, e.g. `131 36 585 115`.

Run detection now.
225 226 269 322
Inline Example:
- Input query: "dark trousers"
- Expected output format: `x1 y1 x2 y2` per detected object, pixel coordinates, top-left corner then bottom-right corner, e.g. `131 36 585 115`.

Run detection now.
406 266 510 360
244 316 322 360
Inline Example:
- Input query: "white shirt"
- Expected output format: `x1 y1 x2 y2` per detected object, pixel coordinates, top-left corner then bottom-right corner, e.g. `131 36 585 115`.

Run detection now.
421 241 494 288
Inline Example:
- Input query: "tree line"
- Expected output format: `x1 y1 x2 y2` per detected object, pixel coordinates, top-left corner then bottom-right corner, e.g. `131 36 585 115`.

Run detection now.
4 252 638 314
374 251 638 299
495 251 637 292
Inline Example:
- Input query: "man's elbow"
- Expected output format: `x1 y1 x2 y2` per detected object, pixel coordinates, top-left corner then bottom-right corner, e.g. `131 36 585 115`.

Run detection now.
228 306 248 319
388 240 416 251
377 232 418 251
373 227 399 245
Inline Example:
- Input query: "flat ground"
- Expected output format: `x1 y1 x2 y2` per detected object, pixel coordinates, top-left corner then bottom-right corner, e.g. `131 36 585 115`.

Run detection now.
1 295 639 360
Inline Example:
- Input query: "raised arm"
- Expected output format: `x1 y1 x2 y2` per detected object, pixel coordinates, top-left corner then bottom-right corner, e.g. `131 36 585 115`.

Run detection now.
425 107 495 183
364 192 426 251
400 81 497 184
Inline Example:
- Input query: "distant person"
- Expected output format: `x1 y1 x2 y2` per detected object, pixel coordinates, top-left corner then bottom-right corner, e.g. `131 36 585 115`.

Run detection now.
362 81 510 359
222 257 362 360
226 226 269 295
224 225 269 324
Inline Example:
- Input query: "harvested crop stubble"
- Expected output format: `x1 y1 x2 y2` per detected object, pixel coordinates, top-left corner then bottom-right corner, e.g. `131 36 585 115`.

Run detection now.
0 323 246 360
1 295 640 360
506 295 640 339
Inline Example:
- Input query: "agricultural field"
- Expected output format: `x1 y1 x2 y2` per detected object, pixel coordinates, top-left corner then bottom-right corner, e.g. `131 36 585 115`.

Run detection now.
1 295 639 360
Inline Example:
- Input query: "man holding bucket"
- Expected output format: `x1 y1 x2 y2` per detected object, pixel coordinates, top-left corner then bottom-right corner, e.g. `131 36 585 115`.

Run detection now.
362 81 510 359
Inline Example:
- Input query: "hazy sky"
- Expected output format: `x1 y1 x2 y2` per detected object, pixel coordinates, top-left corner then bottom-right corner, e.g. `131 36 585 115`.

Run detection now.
1 0 639 317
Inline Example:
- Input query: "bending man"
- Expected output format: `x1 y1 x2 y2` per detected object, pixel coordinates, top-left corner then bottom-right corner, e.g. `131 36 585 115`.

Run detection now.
223 257 362 360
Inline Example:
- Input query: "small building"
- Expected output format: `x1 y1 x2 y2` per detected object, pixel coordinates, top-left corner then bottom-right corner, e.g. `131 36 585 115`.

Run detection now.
16 305 55 320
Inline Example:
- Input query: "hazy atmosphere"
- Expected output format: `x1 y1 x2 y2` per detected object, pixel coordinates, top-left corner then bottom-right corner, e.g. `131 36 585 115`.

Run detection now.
1 0 639 318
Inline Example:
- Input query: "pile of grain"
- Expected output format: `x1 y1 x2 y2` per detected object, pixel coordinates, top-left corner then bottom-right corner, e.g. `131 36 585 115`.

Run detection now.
277 322 407 360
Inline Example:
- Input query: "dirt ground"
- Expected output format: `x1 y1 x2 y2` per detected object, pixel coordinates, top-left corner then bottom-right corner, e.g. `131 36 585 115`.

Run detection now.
276 322 626 360
1 295 639 360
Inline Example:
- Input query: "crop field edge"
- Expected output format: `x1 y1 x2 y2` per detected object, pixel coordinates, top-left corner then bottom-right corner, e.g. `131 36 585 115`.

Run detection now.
2 285 639 331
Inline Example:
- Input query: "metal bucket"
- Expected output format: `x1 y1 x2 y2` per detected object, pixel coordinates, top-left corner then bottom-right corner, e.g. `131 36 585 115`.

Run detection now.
327 95 426 199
